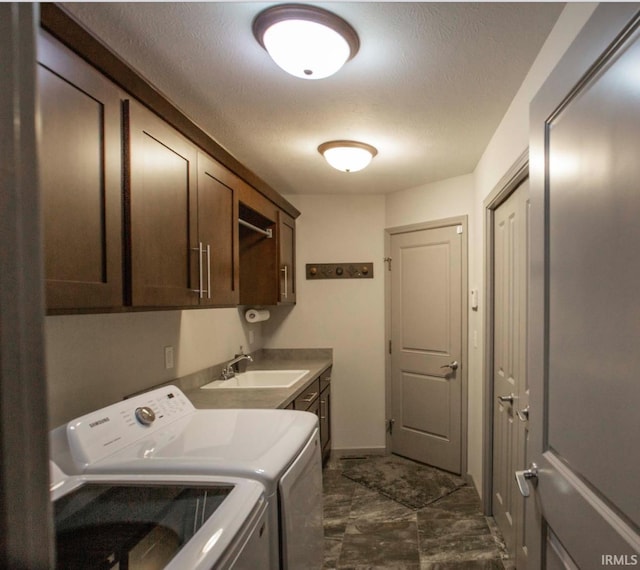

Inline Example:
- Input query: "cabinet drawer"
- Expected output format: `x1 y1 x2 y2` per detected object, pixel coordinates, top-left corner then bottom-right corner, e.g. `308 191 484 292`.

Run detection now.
319 367 332 393
294 379 320 410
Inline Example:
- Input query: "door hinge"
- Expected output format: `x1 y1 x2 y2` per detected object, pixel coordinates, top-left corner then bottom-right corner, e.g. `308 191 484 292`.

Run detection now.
388 340 392 354
387 418 395 435
384 257 392 271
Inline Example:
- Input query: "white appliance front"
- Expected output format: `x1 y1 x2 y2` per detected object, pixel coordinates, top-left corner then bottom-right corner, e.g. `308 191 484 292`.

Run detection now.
50 463 270 570
50 385 324 570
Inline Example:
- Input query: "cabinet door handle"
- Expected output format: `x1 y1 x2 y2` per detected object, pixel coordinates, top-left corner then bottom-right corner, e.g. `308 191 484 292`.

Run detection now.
206 243 211 299
191 242 204 298
281 265 288 299
300 392 318 403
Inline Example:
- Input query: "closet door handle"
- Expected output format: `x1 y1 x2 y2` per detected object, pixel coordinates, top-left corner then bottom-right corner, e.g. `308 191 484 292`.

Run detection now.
517 406 529 422
497 394 515 405
515 463 538 497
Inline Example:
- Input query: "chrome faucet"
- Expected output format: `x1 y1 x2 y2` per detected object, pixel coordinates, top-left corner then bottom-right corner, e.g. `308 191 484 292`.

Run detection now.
221 353 253 380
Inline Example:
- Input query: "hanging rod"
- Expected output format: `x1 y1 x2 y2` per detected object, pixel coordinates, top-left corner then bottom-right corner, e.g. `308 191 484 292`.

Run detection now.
239 218 273 238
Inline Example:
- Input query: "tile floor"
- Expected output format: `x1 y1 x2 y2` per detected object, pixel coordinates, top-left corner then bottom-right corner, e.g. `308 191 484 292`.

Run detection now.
322 454 512 569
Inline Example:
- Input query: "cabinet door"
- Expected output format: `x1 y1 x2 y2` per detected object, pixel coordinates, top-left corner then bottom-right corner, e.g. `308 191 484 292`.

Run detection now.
320 385 331 463
127 100 198 307
278 211 296 304
197 153 238 306
38 32 123 310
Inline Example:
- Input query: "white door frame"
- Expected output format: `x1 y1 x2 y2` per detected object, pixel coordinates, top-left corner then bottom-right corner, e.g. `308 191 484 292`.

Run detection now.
0 3 53 567
384 216 468 478
481 150 529 514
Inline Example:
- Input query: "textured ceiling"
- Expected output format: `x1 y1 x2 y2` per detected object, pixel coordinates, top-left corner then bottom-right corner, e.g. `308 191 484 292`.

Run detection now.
61 2 564 195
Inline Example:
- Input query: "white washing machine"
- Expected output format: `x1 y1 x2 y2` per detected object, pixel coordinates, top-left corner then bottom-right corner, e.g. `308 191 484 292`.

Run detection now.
49 462 270 569
50 385 324 570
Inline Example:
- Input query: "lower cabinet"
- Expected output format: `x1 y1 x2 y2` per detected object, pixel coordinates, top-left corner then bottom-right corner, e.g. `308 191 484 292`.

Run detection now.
319 368 332 464
292 368 332 465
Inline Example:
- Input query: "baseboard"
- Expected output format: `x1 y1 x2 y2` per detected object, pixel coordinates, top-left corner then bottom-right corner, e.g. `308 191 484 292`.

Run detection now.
330 447 387 458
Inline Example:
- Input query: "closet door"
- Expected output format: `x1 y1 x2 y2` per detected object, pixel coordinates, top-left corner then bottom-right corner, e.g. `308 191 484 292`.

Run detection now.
127 99 198 307
38 31 123 310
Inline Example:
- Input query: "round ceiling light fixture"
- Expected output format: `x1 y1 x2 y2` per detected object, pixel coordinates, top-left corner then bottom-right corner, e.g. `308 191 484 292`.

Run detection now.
252 4 360 80
318 140 378 173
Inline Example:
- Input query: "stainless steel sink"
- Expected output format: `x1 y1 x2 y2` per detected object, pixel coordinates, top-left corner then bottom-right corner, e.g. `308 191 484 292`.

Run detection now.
200 369 309 390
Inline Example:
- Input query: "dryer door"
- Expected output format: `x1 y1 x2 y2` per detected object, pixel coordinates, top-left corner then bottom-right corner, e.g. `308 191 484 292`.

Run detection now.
278 428 323 570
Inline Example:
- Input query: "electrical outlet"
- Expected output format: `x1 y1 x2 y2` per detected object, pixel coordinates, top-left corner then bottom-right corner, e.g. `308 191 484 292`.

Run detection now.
248 330 255 345
164 346 174 370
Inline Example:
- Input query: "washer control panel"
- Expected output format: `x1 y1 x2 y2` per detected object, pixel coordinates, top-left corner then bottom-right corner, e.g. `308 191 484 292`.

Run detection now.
66 386 194 468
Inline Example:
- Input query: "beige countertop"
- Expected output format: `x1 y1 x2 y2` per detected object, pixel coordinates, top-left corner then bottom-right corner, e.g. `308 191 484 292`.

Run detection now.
181 349 333 410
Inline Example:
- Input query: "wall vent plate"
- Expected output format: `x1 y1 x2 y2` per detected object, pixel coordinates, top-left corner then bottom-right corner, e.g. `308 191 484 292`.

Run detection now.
306 263 373 280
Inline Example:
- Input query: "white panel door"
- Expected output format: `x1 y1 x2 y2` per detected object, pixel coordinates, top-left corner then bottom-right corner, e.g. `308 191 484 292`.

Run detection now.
390 224 463 474
492 179 530 567
528 5 640 567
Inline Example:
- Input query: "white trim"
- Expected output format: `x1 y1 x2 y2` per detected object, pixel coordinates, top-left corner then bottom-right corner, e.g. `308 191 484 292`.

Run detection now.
0 4 52 567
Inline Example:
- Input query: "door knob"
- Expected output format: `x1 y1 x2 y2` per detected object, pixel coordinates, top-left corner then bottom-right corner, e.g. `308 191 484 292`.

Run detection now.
515 463 538 497
497 393 516 404
440 360 458 371
517 405 530 422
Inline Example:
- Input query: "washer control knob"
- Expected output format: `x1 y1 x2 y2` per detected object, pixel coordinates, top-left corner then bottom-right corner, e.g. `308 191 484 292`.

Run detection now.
135 406 156 426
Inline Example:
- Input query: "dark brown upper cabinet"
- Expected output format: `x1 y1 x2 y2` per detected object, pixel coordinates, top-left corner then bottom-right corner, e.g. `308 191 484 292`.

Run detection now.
126 101 239 308
126 99 199 308
196 152 239 306
278 211 296 304
38 31 123 311
38 10 299 313
239 203 278 306
238 199 297 306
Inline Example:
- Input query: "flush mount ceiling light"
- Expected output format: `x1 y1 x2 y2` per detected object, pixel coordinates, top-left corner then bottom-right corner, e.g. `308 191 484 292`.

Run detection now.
252 4 359 80
318 141 378 173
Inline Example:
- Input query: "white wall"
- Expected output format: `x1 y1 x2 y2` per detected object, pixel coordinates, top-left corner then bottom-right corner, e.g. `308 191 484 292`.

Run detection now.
46 308 263 428
386 173 474 229
263 194 387 453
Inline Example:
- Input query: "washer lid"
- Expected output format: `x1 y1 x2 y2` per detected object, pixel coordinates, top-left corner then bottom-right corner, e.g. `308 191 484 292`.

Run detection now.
87 408 318 490
52 472 266 570
56 385 318 490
